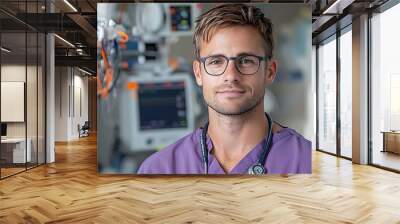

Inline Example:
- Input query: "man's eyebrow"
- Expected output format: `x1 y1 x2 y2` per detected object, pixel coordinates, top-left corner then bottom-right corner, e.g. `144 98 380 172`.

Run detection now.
203 52 260 57
202 53 225 58
236 52 259 56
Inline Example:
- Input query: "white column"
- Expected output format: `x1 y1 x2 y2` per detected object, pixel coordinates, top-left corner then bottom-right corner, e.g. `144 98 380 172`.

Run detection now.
352 14 369 164
46 32 55 163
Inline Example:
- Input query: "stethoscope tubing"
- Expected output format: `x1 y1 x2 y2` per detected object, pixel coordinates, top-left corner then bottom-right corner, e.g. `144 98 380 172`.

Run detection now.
200 113 273 174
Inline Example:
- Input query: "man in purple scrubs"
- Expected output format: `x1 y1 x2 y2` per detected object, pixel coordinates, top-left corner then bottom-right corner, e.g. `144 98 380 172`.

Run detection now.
138 4 311 174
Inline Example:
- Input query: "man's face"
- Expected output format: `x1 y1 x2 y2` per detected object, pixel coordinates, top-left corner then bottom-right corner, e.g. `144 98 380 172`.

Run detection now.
193 25 277 116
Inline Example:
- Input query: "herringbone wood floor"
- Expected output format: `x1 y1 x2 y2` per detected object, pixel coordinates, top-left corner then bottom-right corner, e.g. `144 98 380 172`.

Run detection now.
1 134 400 223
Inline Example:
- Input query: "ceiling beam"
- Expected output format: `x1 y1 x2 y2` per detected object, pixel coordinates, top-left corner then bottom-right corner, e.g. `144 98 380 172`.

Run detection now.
55 55 96 69
66 13 96 45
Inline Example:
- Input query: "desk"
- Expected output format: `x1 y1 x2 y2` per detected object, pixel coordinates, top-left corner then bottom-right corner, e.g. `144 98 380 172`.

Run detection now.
1 138 31 163
381 131 400 154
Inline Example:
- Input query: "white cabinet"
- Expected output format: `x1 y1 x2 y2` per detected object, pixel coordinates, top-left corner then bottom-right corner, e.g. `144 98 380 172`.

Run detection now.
1 138 32 163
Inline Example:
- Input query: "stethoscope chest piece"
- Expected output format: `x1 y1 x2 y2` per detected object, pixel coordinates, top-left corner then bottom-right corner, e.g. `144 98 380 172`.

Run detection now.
248 164 266 175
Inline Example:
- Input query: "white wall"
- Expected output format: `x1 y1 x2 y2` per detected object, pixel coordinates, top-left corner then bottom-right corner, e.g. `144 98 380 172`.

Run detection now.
72 73 89 138
1 64 46 164
54 67 89 141
1 65 26 81
55 66 69 141
1 65 38 138
1 66 26 131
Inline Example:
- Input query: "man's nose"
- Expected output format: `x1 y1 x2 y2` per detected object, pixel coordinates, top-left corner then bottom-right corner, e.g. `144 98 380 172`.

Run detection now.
223 60 241 82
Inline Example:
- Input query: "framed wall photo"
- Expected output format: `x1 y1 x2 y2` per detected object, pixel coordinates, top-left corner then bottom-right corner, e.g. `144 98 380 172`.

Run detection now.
1 81 25 122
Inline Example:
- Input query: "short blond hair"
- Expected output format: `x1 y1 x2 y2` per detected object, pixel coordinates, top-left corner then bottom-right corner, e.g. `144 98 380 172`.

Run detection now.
193 3 274 59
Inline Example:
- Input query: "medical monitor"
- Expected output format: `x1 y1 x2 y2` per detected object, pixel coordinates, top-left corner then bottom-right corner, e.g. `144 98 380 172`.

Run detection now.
138 81 188 130
119 74 195 151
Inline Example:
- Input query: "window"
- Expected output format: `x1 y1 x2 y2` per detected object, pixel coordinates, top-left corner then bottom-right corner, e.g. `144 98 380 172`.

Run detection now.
317 36 337 154
339 28 352 158
370 2 400 171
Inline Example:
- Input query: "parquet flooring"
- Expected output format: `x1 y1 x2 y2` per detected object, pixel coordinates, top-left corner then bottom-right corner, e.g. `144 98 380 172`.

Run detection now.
0 134 400 223
1 167 25 178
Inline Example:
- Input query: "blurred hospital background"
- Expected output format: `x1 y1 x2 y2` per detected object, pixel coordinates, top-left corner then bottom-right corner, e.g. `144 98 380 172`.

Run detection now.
96 3 312 174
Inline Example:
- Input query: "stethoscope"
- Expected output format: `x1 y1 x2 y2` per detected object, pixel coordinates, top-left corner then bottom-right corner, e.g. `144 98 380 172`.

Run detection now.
200 113 273 175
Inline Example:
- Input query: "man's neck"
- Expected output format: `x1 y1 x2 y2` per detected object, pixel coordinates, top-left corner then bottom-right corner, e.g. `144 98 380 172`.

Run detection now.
207 105 268 173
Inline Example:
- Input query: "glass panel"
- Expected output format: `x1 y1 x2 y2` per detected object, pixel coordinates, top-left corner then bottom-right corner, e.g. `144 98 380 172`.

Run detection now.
371 3 400 171
340 29 352 158
0 0 46 178
26 0 39 169
318 36 337 154
27 31 38 169
1 29 27 178
38 32 45 165
312 45 317 150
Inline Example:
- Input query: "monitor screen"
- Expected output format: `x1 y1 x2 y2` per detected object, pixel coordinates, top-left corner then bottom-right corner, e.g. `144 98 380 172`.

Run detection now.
169 5 192 32
138 81 188 130
1 123 7 136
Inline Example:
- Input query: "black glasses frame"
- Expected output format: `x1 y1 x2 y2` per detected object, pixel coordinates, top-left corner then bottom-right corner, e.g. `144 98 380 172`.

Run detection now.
198 54 269 76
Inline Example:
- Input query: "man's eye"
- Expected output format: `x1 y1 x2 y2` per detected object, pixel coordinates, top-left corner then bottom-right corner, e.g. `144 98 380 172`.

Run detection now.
239 57 256 64
207 58 223 65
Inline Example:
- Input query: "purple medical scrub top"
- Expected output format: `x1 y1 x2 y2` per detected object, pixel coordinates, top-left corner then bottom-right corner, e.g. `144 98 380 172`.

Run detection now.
137 127 311 174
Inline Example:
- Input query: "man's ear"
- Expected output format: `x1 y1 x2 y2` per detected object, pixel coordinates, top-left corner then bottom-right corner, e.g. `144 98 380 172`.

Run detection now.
264 59 277 85
193 60 203 86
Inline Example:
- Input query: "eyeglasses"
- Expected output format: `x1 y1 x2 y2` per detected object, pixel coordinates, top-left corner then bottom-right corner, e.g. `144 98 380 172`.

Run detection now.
198 54 268 76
